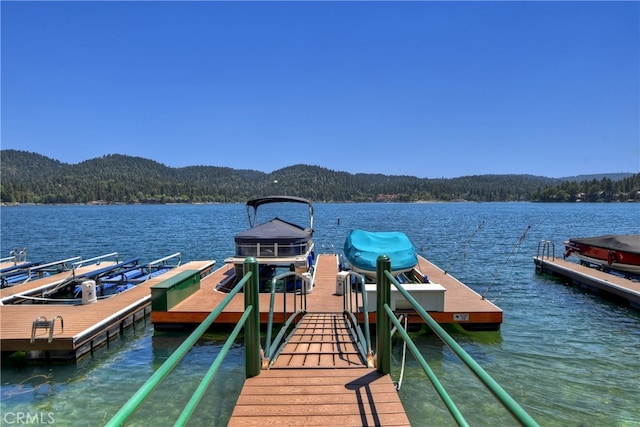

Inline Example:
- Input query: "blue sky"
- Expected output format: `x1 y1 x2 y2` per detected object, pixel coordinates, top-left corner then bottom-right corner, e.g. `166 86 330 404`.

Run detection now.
1 1 638 178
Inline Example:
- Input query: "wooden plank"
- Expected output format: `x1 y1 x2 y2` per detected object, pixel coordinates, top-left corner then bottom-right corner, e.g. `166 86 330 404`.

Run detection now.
228 413 410 426
228 368 410 426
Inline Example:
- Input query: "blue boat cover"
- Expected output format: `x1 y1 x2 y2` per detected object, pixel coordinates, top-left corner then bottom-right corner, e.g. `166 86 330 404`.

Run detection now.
344 229 418 273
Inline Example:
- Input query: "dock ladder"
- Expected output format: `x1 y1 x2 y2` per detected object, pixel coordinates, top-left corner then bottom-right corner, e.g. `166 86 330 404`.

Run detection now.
535 240 556 273
30 315 63 343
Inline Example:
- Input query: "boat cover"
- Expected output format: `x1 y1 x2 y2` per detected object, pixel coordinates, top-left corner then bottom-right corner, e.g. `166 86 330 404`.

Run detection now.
344 229 418 273
568 235 640 255
234 218 311 244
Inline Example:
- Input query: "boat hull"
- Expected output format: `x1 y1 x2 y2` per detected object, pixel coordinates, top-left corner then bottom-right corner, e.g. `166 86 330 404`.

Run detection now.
564 234 640 274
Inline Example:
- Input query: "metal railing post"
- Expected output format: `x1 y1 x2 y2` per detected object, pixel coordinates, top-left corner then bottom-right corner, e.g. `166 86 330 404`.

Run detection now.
244 257 261 378
376 254 391 374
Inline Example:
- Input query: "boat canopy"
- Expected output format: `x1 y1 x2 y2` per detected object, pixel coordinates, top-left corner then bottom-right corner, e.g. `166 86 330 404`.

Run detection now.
568 235 640 255
246 195 314 230
235 218 310 245
344 229 418 273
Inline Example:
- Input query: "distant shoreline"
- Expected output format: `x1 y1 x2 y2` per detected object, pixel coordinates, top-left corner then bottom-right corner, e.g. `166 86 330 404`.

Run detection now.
2 200 637 207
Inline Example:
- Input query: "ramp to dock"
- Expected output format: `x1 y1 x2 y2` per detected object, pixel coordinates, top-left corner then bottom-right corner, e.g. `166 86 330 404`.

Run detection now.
228 312 411 426
271 313 365 368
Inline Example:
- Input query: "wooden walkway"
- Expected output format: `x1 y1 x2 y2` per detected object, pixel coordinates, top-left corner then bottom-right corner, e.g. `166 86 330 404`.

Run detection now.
0 261 215 360
270 313 365 369
228 312 411 426
228 368 410 426
534 256 640 308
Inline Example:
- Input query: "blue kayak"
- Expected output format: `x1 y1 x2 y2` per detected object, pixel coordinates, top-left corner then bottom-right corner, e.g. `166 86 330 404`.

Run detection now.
344 229 418 276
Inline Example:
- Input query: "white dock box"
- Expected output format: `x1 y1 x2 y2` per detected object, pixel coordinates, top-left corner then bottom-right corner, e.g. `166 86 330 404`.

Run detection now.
336 271 350 295
365 283 446 312
302 272 313 293
81 280 97 304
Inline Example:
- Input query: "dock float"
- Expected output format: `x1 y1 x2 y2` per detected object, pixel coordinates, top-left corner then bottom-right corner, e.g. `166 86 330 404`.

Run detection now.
0 261 215 361
534 256 640 309
151 254 503 331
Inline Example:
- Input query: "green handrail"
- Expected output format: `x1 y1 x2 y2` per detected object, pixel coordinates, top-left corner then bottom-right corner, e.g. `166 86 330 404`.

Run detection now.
375 255 539 427
174 307 253 426
342 271 373 365
383 304 468 426
264 271 308 362
244 259 260 377
376 255 392 374
106 257 260 427
266 308 305 364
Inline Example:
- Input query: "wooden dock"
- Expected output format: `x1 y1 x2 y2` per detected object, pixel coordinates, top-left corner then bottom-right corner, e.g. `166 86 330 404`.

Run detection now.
0 261 215 361
228 312 410 426
229 368 409 426
534 256 640 309
151 254 503 331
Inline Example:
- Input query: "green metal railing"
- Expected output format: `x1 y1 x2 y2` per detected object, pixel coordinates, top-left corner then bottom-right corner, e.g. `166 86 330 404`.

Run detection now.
341 271 373 366
106 257 261 427
263 271 309 366
375 255 539 427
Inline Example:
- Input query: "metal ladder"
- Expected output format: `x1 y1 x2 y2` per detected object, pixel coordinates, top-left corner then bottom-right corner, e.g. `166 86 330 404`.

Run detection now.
535 240 556 272
30 315 64 343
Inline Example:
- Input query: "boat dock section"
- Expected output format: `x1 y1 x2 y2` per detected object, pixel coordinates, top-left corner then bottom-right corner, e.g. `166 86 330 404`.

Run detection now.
0 263 118 302
0 261 216 361
151 254 503 331
228 312 410 426
534 256 640 309
403 256 503 330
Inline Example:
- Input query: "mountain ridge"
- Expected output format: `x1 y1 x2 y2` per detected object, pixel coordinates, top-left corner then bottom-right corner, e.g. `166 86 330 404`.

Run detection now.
1 149 637 204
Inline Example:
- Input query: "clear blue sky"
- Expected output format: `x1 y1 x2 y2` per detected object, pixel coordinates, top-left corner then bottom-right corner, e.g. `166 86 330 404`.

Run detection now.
1 1 638 178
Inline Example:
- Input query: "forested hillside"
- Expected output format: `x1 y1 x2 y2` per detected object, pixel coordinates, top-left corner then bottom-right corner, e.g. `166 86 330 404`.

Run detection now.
1 150 638 204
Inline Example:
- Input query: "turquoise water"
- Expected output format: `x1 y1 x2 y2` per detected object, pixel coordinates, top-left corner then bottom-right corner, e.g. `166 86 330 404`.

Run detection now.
1 203 639 426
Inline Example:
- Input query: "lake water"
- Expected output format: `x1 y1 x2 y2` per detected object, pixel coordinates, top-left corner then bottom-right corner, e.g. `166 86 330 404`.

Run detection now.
1 202 639 426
